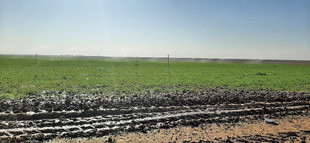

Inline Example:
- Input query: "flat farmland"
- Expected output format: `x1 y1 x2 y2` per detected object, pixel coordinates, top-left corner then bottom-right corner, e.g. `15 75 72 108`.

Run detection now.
0 55 310 143
0 56 309 98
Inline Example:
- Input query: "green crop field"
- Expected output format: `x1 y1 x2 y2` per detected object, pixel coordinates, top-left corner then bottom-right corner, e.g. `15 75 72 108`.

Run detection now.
0 56 310 98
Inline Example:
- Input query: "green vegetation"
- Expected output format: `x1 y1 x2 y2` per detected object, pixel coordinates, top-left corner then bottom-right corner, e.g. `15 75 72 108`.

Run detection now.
0 56 309 98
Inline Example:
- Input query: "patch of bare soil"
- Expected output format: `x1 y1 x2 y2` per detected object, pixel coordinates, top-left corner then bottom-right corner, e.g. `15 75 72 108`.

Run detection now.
0 89 309 142
49 115 310 143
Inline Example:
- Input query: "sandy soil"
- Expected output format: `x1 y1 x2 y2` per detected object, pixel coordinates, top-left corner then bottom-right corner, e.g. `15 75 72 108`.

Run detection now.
49 115 310 143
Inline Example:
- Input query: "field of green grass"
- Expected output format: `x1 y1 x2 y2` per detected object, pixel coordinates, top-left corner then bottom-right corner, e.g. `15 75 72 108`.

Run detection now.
0 56 309 98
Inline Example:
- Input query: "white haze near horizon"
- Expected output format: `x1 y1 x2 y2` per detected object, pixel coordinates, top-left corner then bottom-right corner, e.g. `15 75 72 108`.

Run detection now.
0 0 309 60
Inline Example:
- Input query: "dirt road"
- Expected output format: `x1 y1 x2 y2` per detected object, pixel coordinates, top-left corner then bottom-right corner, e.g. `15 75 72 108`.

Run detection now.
0 89 309 142
50 115 310 143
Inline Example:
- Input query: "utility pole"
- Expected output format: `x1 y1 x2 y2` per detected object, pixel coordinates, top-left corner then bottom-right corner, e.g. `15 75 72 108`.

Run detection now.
168 54 170 75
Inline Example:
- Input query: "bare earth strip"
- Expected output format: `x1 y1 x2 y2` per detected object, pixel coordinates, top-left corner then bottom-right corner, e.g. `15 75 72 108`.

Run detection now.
49 115 310 143
0 90 309 142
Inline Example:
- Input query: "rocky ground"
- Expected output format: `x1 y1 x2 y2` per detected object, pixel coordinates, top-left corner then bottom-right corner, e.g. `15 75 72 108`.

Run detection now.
0 89 309 142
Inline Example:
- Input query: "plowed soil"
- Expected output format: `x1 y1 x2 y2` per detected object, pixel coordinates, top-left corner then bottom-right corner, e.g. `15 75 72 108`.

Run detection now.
0 89 309 143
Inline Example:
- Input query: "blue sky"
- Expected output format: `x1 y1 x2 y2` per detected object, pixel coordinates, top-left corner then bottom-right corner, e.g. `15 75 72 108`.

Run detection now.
0 0 309 60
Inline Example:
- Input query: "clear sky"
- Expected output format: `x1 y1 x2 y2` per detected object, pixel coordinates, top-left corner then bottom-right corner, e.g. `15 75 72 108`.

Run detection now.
0 0 309 60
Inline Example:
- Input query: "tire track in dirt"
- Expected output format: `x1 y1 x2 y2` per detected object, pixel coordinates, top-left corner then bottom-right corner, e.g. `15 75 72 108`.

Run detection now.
0 90 309 142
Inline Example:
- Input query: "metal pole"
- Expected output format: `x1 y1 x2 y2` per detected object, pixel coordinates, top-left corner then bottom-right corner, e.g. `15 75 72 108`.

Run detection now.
168 54 170 75
36 54 37 64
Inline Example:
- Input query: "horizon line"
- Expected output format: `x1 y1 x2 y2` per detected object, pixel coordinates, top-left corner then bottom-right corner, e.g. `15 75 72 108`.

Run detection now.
1 54 310 63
